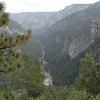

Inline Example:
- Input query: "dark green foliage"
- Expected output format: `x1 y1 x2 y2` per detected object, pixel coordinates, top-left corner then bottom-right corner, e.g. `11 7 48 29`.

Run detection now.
0 2 44 99
0 88 99 100
0 13 9 26
0 55 44 98
33 87 99 100
0 49 24 73
75 54 100 95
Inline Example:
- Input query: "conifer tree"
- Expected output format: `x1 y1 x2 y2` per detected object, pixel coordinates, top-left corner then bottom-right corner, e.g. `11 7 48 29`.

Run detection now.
0 2 31 73
75 54 100 95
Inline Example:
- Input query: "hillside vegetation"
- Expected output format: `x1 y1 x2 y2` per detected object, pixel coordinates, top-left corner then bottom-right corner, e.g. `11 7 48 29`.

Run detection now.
0 1 99 100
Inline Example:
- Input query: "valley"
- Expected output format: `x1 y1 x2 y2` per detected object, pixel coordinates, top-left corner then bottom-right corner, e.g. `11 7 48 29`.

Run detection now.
0 1 100 99
9 1 100 85
10 2 100 84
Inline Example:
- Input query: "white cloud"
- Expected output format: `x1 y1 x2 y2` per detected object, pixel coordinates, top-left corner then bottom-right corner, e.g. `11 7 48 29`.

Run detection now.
0 0 99 12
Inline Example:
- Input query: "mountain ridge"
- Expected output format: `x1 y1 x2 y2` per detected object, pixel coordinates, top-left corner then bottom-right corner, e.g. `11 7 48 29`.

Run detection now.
10 4 90 36
9 1 100 85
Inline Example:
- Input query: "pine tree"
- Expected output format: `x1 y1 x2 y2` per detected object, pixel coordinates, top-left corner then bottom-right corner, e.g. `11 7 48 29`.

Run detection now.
75 54 100 95
0 2 31 73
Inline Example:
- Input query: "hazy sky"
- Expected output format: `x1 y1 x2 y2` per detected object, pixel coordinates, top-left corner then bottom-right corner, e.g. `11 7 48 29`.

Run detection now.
0 0 99 12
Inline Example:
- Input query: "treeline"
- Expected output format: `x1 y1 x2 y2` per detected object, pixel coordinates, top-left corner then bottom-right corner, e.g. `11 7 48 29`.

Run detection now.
0 49 99 100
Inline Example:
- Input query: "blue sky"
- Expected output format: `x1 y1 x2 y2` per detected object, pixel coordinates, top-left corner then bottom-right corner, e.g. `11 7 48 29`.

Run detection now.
0 0 99 12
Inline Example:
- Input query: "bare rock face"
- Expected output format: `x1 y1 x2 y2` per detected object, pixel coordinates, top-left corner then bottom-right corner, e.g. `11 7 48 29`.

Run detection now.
61 34 91 58
56 4 89 21
68 34 91 58
61 18 100 58
44 72 53 86
91 18 100 42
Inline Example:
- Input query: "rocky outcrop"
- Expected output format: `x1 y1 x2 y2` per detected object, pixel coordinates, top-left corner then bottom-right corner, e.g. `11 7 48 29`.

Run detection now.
91 18 100 42
44 72 53 86
39 46 53 86
56 4 89 21
61 18 100 58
